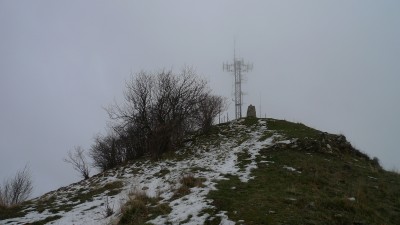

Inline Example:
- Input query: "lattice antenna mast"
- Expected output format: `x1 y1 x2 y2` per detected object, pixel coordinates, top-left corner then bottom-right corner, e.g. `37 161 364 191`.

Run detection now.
223 42 253 119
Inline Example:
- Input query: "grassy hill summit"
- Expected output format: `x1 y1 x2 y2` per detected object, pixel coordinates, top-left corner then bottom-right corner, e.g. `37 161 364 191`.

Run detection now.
1 118 399 225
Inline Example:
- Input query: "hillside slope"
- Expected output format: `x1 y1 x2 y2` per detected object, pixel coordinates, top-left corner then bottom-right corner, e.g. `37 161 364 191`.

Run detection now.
1 118 399 225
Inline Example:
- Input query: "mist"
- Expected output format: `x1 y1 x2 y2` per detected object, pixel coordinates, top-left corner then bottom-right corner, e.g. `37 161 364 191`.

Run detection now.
1 0 399 197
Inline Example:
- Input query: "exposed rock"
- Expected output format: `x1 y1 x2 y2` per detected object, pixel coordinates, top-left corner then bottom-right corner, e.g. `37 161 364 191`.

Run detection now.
247 104 256 117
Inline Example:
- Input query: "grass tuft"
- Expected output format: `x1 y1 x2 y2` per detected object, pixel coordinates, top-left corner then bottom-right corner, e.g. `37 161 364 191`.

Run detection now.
118 189 171 225
173 174 206 200
0 203 30 220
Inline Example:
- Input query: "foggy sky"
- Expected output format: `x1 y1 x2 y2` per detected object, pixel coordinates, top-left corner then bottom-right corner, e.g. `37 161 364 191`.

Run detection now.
1 0 399 197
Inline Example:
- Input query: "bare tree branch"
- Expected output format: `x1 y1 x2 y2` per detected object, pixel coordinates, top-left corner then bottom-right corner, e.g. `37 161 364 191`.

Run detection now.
91 66 226 170
64 146 91 180
196 95 227 133
0 165 33 207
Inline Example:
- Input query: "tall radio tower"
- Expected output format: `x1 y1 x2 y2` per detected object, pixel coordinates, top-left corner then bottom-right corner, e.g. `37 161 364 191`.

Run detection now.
223 42 253 119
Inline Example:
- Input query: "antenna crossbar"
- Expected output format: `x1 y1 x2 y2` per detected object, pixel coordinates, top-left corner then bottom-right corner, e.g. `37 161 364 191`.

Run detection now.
223 45 253 119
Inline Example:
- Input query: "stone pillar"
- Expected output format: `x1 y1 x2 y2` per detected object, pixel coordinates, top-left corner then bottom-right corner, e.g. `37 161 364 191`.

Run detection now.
247 104 256 117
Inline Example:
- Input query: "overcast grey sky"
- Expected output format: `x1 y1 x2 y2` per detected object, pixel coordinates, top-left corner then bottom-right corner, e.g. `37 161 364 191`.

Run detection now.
1 0 399 197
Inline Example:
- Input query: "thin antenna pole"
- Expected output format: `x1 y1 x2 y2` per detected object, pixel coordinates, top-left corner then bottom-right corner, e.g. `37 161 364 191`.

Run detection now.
234 38 236 61
223 40 252 120
259 93 261 118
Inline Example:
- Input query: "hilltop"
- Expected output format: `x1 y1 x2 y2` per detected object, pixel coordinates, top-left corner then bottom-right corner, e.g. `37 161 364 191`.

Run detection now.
1 118 399 225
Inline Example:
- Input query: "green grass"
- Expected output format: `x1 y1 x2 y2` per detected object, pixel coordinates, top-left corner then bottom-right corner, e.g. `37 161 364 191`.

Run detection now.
258 131 274 142
237 134 250 146
242 117 258 127
236 149 252 171
155 168 170 178
31 180 124 218
189 166 211 173
71 180 124 203
266 118 321 140
0 203 30 220
35 195 58 213
207 147 400 224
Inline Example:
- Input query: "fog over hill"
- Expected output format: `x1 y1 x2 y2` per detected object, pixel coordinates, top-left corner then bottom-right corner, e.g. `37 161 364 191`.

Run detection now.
1 0 399 197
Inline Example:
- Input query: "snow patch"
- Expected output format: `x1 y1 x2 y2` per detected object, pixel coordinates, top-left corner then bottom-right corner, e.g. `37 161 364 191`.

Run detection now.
283 165 301 174
2 120 285 225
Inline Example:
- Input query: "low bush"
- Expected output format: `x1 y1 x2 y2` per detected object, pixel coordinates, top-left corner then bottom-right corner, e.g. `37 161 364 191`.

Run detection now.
0 165 33 208
118 189 170 225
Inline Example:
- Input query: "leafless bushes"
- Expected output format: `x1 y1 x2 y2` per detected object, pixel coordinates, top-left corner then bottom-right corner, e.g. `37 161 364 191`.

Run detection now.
90 67 225 171
89 132 127 172
196 94 226 133
0 165 33 207
63 146 91 180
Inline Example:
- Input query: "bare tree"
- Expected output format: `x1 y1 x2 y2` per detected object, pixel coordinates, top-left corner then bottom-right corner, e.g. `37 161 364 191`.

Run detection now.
93 66 225 168
0 165 33 207
148 68 208 156
64 146 91 180
105 67 209 154
90 131 126 171
196 94 227 133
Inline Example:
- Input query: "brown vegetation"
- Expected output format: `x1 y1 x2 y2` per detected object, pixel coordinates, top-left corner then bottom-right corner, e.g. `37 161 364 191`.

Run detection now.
0 165 33 207
90 67 225 171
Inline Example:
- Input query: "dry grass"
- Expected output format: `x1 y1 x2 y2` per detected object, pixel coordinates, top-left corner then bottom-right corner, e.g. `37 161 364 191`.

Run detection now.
118 188 171 225
173 174 206 199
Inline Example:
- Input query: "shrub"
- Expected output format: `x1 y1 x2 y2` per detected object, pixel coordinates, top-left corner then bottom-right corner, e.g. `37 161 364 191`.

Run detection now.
92 67 225 170
63 146 91 180
0 165 33 207
90 131 126 171
371 156 382 170
195 95 226 133
118 189 170 225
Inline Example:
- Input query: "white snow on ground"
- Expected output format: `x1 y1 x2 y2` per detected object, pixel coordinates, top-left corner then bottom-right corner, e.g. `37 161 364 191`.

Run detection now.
1 119 288 225
277 140 291 144
283 165 301 174
283 165 296 172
